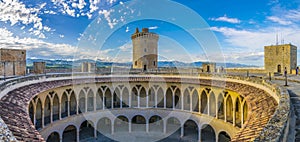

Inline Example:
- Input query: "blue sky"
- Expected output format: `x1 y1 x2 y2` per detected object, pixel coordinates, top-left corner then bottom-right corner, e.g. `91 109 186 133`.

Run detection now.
1 0 300 66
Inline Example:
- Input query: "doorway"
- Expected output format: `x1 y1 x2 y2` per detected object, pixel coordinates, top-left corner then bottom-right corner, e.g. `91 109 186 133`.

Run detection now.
144 65 147 71
277 65 281 73
207 66 210 72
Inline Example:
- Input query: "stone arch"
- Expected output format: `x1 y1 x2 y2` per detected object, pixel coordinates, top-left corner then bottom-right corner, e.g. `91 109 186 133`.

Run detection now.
61 92 68 118
201 90 208 114
52 94 59 121
79 120 94 141
166 117 181 134
29 101 34 124
104 89 112 109
218 131 231 142
183 120 198 141
122 87 129 108
113 88 121 108
44 96 51 126
166 88 173 108
62 125 77 142
87 90 94 111
131 87 138 107
96 88 103 110
183 89 190 111
36 98 42 129
97 117 112 135
209 92 216 117
78 90 86 113
226 95 233 123
192 90 199 112
235 97 241 127
217 93 225 120
157 87 164 108
132 115 146 132
201 124 216 141
148 87 155 108
69 91 77 115
140 87 147 107
174 88 181 109
46 131 59 142
149 115 163 132
114 115 129 132
243 102 248 123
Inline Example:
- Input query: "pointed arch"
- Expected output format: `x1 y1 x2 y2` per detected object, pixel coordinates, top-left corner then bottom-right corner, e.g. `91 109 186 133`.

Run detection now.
192 90 199 112
105 89 112 109
235 97 241 127
52 94 59 121
61 92 68 118
96 89 103 110
209 92 216 117
79 90 86 113
122 87 129 108
174 88 181 109
140 87 147 107
157 87 164 108
131 87 138 107
36 98 42 129
217 93 224 120
87 90 94 111
243 102 248 124
166 88 173 108
201 91 208 114
69 91 77 115
183 89 190 111
226 95 233 123
29 101 34 124
44 96 51 126
113 88 121 108
148 87 155 108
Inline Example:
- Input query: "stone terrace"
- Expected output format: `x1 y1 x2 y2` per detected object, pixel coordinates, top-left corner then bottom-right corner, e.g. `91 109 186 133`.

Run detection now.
0 76 279 141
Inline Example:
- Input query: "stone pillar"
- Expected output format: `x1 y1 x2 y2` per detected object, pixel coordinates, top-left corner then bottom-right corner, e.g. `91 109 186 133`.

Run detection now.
138 92 140 108
208 97 210 116
94 127 97 139
50 104 53 123
233 105 236 126
224 102 227 122
76 130 80 142
42 107 44 128
155 94 157 108
172 93 175 110
59 135 63 142
180 126 184 137
94 96 97 111
164 94 166 109
129 94 131 108
67 101 70 117
85 96 88 112
120 93 123 108
215 102 218 119
112 94 114 109
190 95 192 112
59 103 62 120
76 101 79 114
33 107 36 126
146 121 149 133
129 121 132 133
146 92 149 108
241 105 244 128
163 120 166 134
198 128 201 142
111 122 114 135
181 93 184 111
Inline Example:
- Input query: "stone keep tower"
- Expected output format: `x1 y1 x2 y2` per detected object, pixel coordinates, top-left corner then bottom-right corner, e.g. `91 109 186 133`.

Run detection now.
131 28 159 70
264 44 297 74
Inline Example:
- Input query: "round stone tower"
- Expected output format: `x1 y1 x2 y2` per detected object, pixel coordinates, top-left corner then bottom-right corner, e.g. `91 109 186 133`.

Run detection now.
131 28 159 71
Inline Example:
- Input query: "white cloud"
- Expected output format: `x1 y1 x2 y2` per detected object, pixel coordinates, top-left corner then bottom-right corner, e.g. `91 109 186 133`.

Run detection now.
0 0 47 38
267 16 292 25
149 26 158 30
210 15 241 24
125 26 129 32
99 9 117 29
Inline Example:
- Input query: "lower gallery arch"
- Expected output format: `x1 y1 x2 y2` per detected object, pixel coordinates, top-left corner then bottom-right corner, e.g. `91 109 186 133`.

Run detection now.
149 115 163 132
97 117 112 136
165 117 181 140
114 115 129 132
226 96 233 123
46 131 59 142
132 115 146 132
201 91 208 114
217 94 224 120
62 125 76 142
79 120 94 141
157 88 164 108
201 124 216 142
218 131 231 142
183 120 198 141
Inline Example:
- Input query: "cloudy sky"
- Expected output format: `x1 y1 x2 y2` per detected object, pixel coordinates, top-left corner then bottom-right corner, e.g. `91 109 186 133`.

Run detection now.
1 0 300 66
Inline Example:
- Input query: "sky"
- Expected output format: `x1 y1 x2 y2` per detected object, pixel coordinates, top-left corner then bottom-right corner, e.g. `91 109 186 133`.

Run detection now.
1 0 300 66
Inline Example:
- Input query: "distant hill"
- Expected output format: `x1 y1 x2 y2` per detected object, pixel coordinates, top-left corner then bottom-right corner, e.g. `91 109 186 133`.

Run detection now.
26 58 258 68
